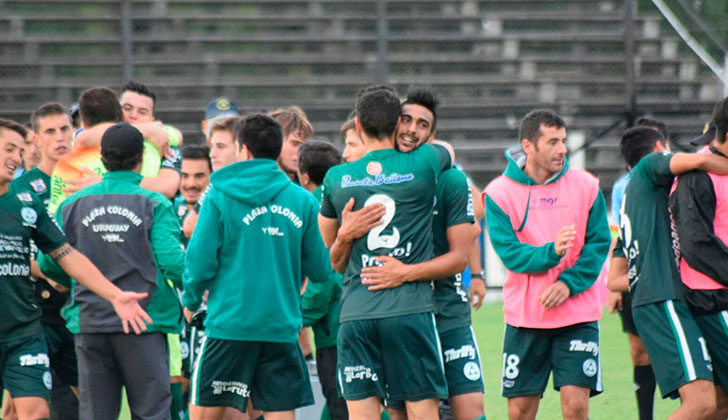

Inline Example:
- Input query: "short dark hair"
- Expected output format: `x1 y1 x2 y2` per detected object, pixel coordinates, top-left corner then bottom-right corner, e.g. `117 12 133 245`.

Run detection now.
357 84 397 99
31 103 69 132
402 85 440 132
79 87 123 127
181 144 212 172
356 88 401 139
712 97 728 145
234 113 283 160
0 119 28 139
340 118 356 138
635 117 669 141
298 140 342 186
519 109 566 143
122 80 156 112
620 126 665 168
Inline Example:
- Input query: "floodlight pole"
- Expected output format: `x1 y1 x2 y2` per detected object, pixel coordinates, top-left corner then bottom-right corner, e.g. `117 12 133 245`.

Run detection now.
376 0 390 84
624 0 637 127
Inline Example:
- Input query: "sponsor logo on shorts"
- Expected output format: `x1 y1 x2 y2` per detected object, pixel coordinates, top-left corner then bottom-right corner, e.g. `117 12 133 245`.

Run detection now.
444 344 476 363
180 342 189 359
21 207 37 225
503 379 515 388
582 359 598 377
569 339 599 356
211 380 250 397
342 365 378 383
19 353 50 368
463 361 481 381
43 371 52 389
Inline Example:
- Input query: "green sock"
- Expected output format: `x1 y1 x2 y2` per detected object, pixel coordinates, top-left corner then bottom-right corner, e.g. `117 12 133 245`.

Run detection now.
170 382 184 420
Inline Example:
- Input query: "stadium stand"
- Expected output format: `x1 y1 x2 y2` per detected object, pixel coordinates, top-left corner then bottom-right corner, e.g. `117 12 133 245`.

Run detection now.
0 0 723 193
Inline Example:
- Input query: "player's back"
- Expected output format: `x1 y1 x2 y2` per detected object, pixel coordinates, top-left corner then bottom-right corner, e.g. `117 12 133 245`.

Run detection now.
320 144 450 322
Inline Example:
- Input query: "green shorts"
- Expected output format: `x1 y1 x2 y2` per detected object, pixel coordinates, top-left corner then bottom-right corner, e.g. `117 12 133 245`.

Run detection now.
42 321 77 387
501 321 602 398
190 337 313 412
388 325 483 409
181 323 206 379
0 333 52 399
337 312 447 403
633 300 713 399
689 310 728 389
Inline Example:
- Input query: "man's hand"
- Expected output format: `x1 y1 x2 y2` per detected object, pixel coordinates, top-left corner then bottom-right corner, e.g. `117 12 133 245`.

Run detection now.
607 291 623 313
62 168 101 194
338 198 385 242
539 281 570 309
555 225 576 256
45 278 70 294
469 277 486 310
360 256 410 290
110 292 152 334
183 307 194 324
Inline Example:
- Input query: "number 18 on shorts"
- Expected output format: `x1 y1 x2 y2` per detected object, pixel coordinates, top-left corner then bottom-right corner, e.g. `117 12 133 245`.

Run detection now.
501 322 603 398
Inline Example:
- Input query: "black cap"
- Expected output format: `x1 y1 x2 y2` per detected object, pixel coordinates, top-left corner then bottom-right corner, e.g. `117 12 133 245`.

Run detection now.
101 122 144 162
690 121 715 147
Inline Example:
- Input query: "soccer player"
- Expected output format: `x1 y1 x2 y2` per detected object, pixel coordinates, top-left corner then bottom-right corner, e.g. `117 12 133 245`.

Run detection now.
357 86 485 420
12 103 79 419
13 124 42 179
484 109 611 420
670 97 728 420
608 125 728 420
269 106 314 182
297 140 348 420
0 118 150 420
341 118 367 164
608 117 669 420
183 114 332 420
318 87 454 420
175 144 211 249
39 122 185 419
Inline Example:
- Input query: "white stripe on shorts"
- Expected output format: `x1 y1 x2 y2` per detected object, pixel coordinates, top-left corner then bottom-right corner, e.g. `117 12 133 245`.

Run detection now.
666 300 697 381
469 326 485 387
431 314 446 375
189 335 208 406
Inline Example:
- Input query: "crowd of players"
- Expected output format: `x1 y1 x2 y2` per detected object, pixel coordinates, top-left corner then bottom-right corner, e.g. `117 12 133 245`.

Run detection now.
1 79 728 420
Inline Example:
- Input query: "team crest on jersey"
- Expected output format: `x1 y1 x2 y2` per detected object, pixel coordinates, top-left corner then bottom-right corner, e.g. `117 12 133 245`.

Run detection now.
366 161 382 176
17 193 33 202
21 207 38 225
30 179 46 193
178 204 187 217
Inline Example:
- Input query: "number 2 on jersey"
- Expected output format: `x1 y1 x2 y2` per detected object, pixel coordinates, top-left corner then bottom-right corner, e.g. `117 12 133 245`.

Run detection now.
365 194 400 250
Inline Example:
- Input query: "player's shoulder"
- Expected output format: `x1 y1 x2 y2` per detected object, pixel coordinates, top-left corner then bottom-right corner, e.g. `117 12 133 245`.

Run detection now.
564 167 600 185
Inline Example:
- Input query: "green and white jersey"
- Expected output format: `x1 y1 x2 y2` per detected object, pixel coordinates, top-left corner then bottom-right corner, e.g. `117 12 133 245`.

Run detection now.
0 183 67 341
173 195 192 249
432 168 475 332
320 144 450 322
619 152 682 307
13 168 51 205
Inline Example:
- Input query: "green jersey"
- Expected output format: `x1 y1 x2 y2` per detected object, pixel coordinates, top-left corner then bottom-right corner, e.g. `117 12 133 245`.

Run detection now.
320 144 451 322
619 152 683 307
173 195 192 249
13 168 51 205
432 168 475 332
0 183 67 341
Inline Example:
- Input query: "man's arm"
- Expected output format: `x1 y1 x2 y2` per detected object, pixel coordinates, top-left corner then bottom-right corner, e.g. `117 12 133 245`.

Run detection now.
140 168 180 199
182 196 222 311
468 235 486 309
607 256 629 293
484 194 565 273
360 221 478 290
149 199 186 289
48 244 152 334
669 152 728 176
555 191 611 296
319 198 384 273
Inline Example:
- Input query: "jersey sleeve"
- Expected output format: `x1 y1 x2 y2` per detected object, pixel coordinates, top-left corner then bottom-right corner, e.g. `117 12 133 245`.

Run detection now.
442 169 475 227
30 196 67 254
484 194 563 273
613 235 625 258
425 143 452 175
639 152 675 188
670 171 728 285
319 174 337 219
558 190 612 295
163 124 182 148
302 197 334 283
160 146 182 173
182 190 223 310
150 196 186 289
193 183 213 213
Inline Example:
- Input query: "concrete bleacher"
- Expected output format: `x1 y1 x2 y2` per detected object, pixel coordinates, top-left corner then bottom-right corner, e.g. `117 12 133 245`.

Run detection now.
0 0 723 195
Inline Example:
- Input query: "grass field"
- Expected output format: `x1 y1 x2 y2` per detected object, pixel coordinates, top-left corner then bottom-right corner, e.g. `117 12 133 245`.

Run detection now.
120 302 682 419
